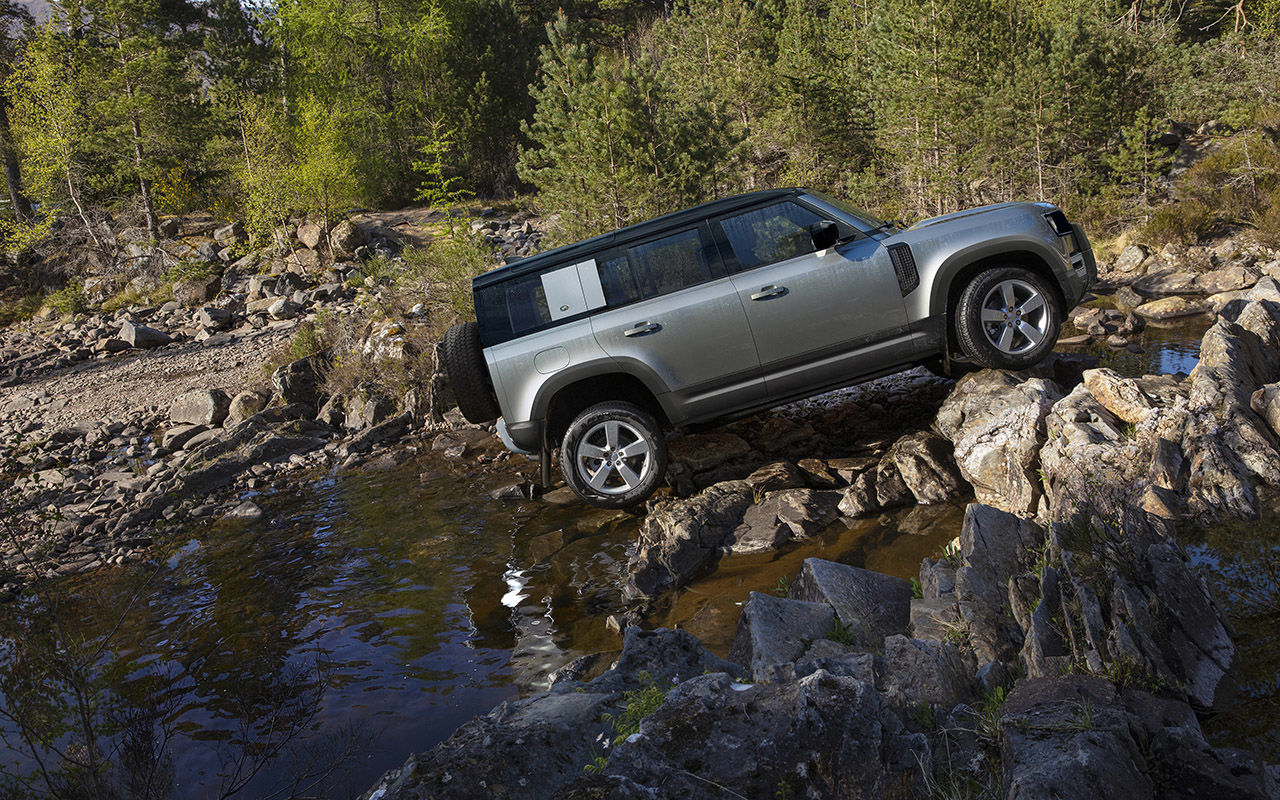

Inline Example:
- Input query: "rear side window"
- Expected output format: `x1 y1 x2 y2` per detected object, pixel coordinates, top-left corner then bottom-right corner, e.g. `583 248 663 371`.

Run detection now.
597 253 640 306
719 201 824 271
503 273 552 333
628 229 712 299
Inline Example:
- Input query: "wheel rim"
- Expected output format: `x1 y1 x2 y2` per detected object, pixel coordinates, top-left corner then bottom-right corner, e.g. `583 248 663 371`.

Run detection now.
979 279 1050 355
575 419 653 495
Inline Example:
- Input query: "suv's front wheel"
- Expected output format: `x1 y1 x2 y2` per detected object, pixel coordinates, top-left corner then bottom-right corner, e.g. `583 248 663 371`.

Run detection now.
560 402 667 508
955 267 1061 370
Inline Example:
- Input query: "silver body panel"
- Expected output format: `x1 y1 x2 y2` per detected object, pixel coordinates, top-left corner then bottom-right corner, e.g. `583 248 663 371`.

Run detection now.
482 195 1095 454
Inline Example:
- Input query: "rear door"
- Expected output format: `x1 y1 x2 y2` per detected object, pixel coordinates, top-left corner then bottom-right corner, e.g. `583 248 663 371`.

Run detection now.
717 200 911 397
589 224 765 424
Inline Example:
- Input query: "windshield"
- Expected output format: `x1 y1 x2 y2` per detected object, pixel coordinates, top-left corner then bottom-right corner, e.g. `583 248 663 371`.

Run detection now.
802 190 889 232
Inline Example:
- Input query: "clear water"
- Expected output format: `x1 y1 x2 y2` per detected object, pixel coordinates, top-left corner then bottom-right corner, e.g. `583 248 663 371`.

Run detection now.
0 457 963 798
1056 317 1208 377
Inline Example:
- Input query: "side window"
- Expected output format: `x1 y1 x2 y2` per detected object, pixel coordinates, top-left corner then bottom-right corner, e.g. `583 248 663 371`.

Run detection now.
505 272 551 333
597 252 639 306
719 201 825 271
628 229 711 299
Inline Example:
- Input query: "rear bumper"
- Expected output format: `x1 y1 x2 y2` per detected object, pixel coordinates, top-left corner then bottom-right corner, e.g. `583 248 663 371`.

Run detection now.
1063 223 1097 307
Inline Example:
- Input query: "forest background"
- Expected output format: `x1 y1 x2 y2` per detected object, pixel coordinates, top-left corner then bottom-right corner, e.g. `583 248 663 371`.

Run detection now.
0 0 1277 279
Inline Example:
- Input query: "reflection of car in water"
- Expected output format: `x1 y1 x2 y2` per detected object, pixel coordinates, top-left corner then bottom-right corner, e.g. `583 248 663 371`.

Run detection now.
443 188 1096 508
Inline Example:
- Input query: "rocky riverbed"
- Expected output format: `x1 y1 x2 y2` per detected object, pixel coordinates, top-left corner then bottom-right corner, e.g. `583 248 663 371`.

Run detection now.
3 212 1279 797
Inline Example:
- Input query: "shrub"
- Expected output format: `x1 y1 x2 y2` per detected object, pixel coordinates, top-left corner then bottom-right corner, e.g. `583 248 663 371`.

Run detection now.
400 234 494 318
46 281 88 317
0 292 42 326
1142 201 1214 246
162 259 218 283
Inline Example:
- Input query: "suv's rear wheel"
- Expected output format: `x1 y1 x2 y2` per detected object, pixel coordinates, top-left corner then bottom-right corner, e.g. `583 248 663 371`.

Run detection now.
560 402 667 508
955 267 1060 370
441 322 501 424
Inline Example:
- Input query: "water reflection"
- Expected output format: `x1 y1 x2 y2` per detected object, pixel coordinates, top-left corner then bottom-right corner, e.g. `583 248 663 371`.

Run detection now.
1057 318 1207 377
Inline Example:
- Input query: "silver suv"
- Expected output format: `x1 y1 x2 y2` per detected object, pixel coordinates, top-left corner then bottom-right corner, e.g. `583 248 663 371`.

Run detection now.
442 188 1095 507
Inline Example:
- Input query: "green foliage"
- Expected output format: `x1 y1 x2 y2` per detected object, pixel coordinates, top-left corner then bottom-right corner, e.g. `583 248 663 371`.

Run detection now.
774 574 792 597
400 234 495 318
826 616 858 646
0 291 41 326
584 670 667 773
910 577 924 600
46 280 87 317
161 259 217 283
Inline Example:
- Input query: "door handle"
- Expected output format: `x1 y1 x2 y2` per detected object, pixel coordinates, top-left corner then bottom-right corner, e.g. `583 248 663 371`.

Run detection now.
624 321 662 337
750 285 788 301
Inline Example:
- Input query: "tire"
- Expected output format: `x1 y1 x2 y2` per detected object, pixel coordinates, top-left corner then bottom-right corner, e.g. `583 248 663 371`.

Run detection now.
560 402 667 509
441 322 501 424
954 267 1061 370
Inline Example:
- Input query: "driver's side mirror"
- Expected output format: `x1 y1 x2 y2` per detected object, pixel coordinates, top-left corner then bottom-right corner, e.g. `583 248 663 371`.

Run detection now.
808 220 839 250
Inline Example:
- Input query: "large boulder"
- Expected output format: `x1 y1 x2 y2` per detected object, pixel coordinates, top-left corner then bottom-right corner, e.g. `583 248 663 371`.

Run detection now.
225 390 268 427
881 634 973 708
119 320 172 349
623 480 753 600
271 353 326 408
213 220 246 246
1113 244 1148 273
725 488 840 554
566 671 922 800
953 503 1045 665
172 275 221 307
1195 264 1259 295
727 591 835 682
169 389 231 426
791 558 911 648
1135 296 1208 320
934 371 1061 515
296 220 325 250
328 219 366 256
884 430 966 503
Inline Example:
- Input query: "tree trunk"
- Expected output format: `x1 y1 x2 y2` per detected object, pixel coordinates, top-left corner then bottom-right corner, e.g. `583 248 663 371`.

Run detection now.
0 103 34 223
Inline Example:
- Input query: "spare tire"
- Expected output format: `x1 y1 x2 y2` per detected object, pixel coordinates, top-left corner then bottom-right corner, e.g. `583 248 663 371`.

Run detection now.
441 321 501 424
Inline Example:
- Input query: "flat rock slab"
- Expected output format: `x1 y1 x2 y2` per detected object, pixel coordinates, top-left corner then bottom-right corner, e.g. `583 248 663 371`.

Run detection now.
728 591 834 682
119 320 172 349
792 558 911 648
726 488 840 554
882 634 972 708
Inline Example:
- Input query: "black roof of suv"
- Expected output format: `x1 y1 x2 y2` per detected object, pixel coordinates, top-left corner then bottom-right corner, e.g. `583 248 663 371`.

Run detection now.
472 188 800 291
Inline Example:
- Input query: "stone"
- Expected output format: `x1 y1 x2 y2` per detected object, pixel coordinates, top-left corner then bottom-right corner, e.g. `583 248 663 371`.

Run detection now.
570 671 921 800
954 503 1045 665
1000 677 1154 798
885 430 966 503
328 219 365 256
742 461 806 493
1195 264 1258 294
792 558 911 648
344 394 396 430
118 320 172 349
196 305 231 330
727 591 835 682
624 480 753 600
213 220 246 246
223 500 264 520
271 354 325 407
1115 285 1146 309
1250 383 1280 436
161 424 207 451
667 432 754 474
909 597 959 641
296 220 324 250
158 217 180 237
1113 244 1148 273
1135 296 1207 320
882 634 972 708
169 389 231 427
837 470 881 517
934 370 1061 515
1134 269 1199 296
225 391 268 427
726 489 840 554
267 297 300 320
1082 367 1156 424
83 275 124 304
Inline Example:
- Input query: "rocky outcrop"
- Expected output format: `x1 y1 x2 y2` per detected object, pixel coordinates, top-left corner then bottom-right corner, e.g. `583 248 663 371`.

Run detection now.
623 480 753 600
934 370 1061 515
728 592 835 682
725 488 840 553
791 557 912 648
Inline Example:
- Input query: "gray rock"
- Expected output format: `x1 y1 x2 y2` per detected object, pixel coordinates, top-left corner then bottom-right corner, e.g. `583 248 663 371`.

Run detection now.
1134 269 1199 296
328 219 365 256
172 275 221 307
223 500 263 520
953 503 1045 665
169 389 231 427
882 634 972 708
161 424 207 451
624 480 753 600
119 320 172 349
885 430 966 503
1113 244 1148 273
1195 264 1259 294
728 591 835 682
934 371 1061 515
225 391 268 427
792 558 911 648
909 597 959 640
213 220 246 246
667 432 754 474
742 461 806 493
1135 295 1208 320
726 488 840 554
196 305 231 330
344 394 396 430
271 354 325 407
1250 382 1280 436
296 220 324 250
267 297 300 320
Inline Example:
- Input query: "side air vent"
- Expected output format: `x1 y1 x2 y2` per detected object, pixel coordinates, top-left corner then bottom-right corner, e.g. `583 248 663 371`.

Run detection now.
887 243 919 296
